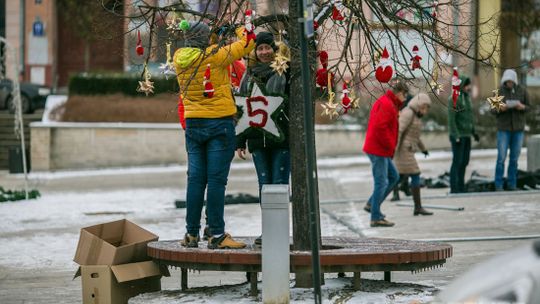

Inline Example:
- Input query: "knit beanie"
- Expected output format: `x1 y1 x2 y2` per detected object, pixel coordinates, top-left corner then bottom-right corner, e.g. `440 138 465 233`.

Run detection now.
184 21 211 49
255 32 278 51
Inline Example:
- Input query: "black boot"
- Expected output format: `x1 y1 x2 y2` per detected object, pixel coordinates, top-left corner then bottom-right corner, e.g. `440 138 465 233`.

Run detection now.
400 174 411 196
390 185 400 201
411 186 433 216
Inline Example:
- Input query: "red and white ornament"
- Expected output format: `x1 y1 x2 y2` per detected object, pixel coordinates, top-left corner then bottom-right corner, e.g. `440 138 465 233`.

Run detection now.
315 51 334 89
451 67 461 108
410 45 422 70
432 1 439 18
331 5 344 22
341 82 352 114
244 9 256 48
203 64 215 98
136 30 144 56
375 47 394 83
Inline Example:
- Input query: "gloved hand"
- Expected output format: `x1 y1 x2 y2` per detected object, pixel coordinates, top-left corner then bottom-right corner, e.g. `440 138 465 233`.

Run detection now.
422 150 429 158
473 133 480 142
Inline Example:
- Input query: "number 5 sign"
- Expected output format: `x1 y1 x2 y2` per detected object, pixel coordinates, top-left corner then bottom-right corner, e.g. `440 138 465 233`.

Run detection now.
235 83 285 138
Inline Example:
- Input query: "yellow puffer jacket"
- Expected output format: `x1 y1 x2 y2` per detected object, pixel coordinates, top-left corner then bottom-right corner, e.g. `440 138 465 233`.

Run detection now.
174 26 255 119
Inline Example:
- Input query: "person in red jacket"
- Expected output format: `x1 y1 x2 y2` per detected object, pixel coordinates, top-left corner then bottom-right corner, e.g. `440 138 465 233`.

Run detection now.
363 81 409 227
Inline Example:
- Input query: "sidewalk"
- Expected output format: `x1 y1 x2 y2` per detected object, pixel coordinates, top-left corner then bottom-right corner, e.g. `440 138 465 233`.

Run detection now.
0 150 538 303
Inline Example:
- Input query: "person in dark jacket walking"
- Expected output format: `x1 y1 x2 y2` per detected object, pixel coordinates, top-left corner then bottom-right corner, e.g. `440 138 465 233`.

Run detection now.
235 32 290 244
447 75 478 193
363 81 409 227
493 69 530 191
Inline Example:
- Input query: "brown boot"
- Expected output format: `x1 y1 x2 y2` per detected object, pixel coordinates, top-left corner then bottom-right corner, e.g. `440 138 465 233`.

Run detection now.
411 186 433 216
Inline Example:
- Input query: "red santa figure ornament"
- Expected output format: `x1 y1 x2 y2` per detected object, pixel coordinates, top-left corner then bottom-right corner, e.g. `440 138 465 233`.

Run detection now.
411 45 422 70
451 67 461 108
244 9 256 48
341 82 352 114
331 5 344 22
375 47 393 83
203 64 214 98
136 30 144 56
316 51 334 89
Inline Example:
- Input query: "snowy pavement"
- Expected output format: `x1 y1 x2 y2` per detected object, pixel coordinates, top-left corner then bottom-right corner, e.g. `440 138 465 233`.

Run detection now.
0 150 539 303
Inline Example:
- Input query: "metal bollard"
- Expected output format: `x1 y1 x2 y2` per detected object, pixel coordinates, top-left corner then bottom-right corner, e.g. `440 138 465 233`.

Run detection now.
261 184 290 304
527 134 540 172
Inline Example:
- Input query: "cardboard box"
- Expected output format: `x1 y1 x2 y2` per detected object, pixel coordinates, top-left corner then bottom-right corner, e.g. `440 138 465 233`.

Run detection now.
80 261 168 304
74 219 158 266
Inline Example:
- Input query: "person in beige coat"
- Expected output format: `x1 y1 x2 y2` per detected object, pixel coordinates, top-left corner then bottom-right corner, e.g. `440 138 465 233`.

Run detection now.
394 93 433 215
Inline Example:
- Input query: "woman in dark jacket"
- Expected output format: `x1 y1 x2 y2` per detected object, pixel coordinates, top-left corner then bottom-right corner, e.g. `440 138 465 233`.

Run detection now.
235 32 290 245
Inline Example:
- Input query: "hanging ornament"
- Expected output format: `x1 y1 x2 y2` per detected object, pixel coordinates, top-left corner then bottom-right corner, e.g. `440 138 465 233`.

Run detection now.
428 61 443 95
487 89 505 112
341 81 352 114
331 4 345 23
270 41 291 76
179 19 190 32
321 72 339 119
451 67 461 108
159 42 176 79
244 9 256 48
137 64 154 96
432 1 439 18
166 18 178 31
136 30 144 56
375 47 394 83
315 51 334 89
203 64 214 98
410 45 422 71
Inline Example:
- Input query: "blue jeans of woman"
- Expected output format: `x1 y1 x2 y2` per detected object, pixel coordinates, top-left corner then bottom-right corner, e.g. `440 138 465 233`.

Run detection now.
367 154 399 221
185 117 235 237
495 130 524 190
251 148 291 199
450 136 471 193
409 174 421 187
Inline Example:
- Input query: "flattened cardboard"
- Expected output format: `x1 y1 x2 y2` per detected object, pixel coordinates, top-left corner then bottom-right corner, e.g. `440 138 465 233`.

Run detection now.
111 261 170 283
74 219 158 266
80 263 162 304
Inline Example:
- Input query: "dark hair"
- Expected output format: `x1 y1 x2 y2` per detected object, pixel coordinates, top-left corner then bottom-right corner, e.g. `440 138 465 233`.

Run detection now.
391 80 409 94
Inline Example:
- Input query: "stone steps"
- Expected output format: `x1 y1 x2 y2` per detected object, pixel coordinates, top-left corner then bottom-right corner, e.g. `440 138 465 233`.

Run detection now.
0 111 42 170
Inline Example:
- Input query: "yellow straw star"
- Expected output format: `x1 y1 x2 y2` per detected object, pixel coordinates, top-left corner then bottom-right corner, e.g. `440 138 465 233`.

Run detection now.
487 89 505 112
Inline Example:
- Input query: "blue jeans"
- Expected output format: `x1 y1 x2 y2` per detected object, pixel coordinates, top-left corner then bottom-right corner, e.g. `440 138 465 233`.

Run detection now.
450 136 471 193
367 154 399 221
185 118 235 236
495 130 524 190
251 148 291 199
409 174 421 188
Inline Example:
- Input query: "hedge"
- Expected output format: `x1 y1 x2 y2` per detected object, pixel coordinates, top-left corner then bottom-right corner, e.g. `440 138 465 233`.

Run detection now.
69 73 179 96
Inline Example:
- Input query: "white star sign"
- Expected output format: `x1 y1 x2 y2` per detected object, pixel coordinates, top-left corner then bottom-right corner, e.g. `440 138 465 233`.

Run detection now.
235 83 285 138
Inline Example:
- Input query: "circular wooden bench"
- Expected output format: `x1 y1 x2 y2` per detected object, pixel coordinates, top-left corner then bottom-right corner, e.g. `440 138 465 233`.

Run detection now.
148 237 452 295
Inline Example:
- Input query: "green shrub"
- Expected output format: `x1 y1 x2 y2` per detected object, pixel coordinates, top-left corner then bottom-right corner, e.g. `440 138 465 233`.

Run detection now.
69 73 179 96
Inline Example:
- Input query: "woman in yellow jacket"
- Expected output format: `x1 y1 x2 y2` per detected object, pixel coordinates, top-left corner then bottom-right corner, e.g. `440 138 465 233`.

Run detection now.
174 22 255 249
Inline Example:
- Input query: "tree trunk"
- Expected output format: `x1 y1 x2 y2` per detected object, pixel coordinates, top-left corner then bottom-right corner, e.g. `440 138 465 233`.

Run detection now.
288 0 322 288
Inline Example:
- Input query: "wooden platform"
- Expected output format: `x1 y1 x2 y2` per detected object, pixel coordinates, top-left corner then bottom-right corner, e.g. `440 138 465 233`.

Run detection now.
148 237 452 295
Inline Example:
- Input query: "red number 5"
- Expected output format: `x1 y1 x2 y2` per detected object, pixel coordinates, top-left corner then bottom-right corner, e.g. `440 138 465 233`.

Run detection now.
246 96 268 128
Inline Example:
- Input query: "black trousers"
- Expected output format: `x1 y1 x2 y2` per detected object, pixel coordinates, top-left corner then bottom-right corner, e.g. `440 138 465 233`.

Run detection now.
450 136 471 193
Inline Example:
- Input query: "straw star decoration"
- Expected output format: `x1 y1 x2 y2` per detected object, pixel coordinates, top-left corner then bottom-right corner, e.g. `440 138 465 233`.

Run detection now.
487 89 505 112
321 101 339 118
429 80 444 95
137 65 154 96
270 53 290 76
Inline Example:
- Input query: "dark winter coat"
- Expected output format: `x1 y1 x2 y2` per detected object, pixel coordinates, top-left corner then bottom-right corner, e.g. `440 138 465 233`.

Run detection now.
235 62 290 152
363 90 403 157
492 82 529 132
447 76 475 138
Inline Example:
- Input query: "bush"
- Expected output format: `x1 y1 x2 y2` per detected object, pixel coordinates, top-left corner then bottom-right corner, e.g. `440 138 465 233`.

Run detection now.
69 73 179 96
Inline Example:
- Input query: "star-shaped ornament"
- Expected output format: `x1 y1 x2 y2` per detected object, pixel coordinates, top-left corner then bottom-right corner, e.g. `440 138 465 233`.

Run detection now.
166 18 177 31
235 83 285 139
487 89 505 112
270 54 290 76
159 62 176 79
137 79 154 96
321 101 339 119
429 81 444 95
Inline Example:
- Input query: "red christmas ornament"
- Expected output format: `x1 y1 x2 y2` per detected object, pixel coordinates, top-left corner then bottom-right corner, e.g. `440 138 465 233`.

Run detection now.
313 20 319 31
451 67 461 108
203 64 215 98
331 5 344 22
341 82 352 114
244 9 256 48
375 47 393 83
432 1 439 18
410 45 422 70
315 51 334 88
136 30 144 56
